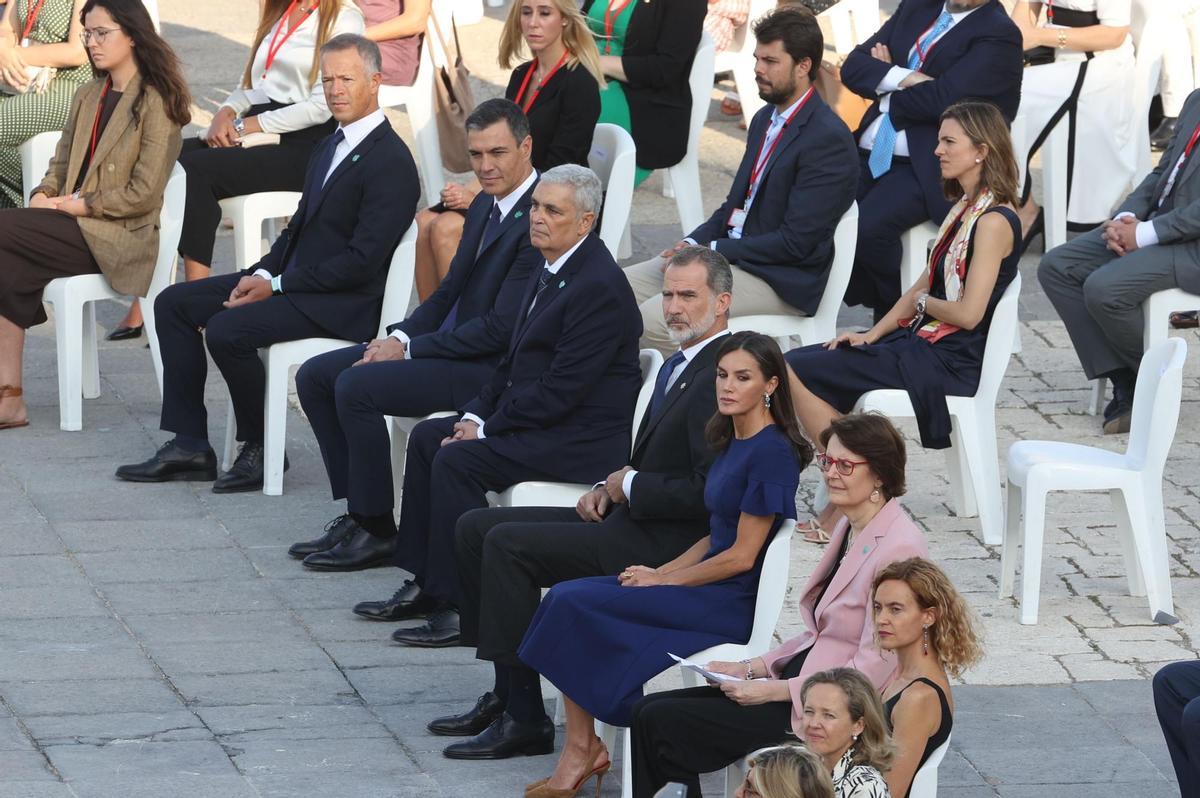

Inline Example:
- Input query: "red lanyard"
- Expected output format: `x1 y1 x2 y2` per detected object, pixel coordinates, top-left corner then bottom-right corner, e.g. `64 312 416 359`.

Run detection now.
263 0 315 79
88 77 113 166
1181 121 1200 163
603 0 634 55
1046 0 1054 24
513 51 569 113
912 17 945 69
745 87 814 201
20 0 48 45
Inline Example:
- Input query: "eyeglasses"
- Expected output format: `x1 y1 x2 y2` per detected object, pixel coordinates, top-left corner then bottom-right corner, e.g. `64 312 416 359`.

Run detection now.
80 27 121 45
816 453 869 476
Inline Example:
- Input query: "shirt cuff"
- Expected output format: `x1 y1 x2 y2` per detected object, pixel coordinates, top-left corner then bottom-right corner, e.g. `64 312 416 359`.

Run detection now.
253 268 272 281
880 93 892 113
683 237 698 246
621 469 638 502
270 275 283 294
709 241 719 252
877 66 912 94
388 328 413 358
1113 211 1136 221
462 413 485 438
1135 220 1160 249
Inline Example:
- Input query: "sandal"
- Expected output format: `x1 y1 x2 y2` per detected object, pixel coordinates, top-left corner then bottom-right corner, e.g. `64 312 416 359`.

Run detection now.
0 385 29 430
720 97 743 117
1170 311 1199 329
795 518 830 544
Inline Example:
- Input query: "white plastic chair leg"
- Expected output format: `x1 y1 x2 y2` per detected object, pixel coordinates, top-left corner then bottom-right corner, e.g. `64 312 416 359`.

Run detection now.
1042 121 1070 251
1018 486 1048 625
943 423 979 519
82 301 101 399
143 297 165 396
1124 481 1175 621
222 399 237 471
413 113 445 202
261 354 288 496
958 410 1003 545
552 689 566 725
621 725 634 798
618 220 633 260
1089 378 1107 415
53 295 84 432
1110 487 1147 597
999 484 1022 597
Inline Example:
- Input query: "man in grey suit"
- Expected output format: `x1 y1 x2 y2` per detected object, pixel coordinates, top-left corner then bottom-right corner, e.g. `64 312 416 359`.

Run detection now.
1040 88 1200 434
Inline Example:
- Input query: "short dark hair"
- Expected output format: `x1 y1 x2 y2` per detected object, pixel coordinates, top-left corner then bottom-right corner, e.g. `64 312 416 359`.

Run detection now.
753 5 824 82
666 246 734 296
465 98 531 144
818 412 907 499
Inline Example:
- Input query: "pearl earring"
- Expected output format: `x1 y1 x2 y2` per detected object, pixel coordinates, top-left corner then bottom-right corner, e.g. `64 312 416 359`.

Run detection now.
870 488 881 503
974 157 981 163
763 392 772 409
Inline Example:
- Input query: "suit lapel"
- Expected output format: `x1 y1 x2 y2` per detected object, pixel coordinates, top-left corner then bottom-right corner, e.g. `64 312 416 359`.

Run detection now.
1173 112 1200 191
305 120 389 220
751 95 820 199
633 334 724 457
509 236 594 352
815 500 903 621
478 183 535 257
87 74 141 171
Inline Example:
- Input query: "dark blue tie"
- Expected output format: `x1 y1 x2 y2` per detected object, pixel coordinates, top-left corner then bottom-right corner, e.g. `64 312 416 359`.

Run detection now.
650 350 687 416
476 202 503 257
306 129 345 212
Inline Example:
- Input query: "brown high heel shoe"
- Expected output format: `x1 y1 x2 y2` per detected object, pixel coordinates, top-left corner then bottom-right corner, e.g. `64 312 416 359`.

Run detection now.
0 385 29 430
525 758 611 798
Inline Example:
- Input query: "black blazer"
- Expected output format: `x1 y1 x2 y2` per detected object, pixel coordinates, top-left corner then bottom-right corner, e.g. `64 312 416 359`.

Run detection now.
253 119 420 343
626 333 723 524
580 0 706 170
688 95 858 314
842 0 1022 220
389 178 542 374
461 233 643 484
506 62 601 171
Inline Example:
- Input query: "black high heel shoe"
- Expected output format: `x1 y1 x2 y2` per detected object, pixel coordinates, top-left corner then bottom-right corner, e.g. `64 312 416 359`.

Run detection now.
106 324 143 341
1020 207 1045 256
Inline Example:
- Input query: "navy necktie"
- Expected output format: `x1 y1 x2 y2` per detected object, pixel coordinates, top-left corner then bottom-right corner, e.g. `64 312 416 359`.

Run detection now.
307 129 344 205
476 202 503 257
650 350 687 416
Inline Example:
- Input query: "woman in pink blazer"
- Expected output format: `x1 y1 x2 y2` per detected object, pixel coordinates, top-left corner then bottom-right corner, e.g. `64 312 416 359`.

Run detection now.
630 413 928 798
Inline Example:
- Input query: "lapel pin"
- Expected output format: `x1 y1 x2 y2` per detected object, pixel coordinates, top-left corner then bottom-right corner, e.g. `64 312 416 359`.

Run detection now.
351 154 360 163
679 382 687 390
558 280 566 288
863 545 870 555
514 210 524 219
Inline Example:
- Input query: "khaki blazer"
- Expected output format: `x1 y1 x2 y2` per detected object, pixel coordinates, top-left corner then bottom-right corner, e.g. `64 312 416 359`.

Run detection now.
33 74 182 297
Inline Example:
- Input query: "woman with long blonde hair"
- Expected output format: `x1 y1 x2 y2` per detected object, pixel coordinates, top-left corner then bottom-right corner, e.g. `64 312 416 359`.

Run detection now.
413 0 602 301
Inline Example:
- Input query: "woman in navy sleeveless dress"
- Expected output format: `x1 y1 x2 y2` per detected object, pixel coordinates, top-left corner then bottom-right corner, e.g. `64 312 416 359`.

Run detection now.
519 333 811 798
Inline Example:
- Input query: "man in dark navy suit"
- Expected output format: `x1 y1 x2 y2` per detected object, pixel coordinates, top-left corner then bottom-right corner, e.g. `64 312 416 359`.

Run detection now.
622 6 858 356
841 0 1022 319
116 34 420 493
353 165 644 647
286 99 543 570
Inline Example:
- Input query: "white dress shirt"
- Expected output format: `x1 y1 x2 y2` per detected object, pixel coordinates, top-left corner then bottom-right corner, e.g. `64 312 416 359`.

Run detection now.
857 3 980 157
388 168 540 355
461 234 589 438
619 329 731 501
222 2 364 134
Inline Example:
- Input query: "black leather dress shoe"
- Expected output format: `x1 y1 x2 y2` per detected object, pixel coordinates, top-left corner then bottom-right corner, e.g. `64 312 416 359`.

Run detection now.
105 324 143 341
427 691 505 736
353 579 439 621
115 440 217 483
212 442 288 493
288 514 360 560
391 607 460 647
1152 117 1178 151
442 713 554 760
302 528 397 571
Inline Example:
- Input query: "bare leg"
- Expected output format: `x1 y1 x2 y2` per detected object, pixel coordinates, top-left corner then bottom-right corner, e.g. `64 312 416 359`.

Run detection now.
541 696 610 791
116 298 144 329
413 208 441 302
0 314 28 425
1017 198 1041 239
430 212 465 289
183 257 210 282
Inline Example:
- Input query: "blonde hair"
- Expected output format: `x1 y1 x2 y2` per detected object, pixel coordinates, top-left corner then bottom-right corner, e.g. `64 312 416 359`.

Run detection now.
801 668 896 773
242 0 348 88
939 99 1020 206
498 0 605 88
873 558 984 678
745 745 835 798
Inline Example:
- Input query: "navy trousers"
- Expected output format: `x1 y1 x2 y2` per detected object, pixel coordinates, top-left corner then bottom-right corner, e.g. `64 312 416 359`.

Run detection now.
1154 660 1200 797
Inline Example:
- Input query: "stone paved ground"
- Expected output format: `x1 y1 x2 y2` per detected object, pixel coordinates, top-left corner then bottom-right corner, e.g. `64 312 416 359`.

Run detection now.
0 1 1192 796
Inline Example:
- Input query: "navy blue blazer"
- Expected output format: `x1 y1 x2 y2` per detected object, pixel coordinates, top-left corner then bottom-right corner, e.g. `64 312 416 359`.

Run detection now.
688 94 858 314
841 0 1022 220
253 119 420 344
461 233 643 484
388 179 542 373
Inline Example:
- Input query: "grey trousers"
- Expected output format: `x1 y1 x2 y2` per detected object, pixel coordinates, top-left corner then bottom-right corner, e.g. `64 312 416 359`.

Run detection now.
1037 225 1179 378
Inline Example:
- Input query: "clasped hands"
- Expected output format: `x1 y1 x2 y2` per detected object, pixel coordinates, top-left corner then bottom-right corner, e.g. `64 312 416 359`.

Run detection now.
28 193 87 216
1102 215 1140 257
439 419 479 447
353 337 406 366
202 107 260 148
223 275 273 308
575 465 635 521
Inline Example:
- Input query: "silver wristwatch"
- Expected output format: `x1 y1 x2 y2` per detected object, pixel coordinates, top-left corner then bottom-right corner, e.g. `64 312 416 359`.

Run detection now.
915 292 929 317
233 116 246 137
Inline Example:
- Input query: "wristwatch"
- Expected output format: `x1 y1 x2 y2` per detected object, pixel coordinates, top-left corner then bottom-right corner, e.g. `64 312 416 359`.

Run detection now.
232 116 246 137
915 292 929 317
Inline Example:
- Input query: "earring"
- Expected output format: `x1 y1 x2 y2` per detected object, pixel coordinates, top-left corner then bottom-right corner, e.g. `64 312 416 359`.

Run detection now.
763 392 772 409
974 157 981 163
870 488 881 503
922 624 930 655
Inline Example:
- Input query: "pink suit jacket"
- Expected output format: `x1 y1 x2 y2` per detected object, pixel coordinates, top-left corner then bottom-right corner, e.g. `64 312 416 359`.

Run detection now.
760 499 929 735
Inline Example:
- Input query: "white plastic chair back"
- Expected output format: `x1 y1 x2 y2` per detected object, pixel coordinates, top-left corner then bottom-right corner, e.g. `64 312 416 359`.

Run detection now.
19 130 61 205
713 0 775 127
376 223 421 335
974 271 1022 406
589 123 637 259
908 734 952 798
662 33 717 235
821 0 882 57
144 164 188 391
1126 338 1187 472
377 15 445 202
900 220 938 293
1130 0 1167 188
632 348 665 440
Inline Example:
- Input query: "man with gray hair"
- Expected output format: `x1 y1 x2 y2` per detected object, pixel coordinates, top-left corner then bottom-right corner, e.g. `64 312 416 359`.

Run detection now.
420 247 733 760
377 164 644 648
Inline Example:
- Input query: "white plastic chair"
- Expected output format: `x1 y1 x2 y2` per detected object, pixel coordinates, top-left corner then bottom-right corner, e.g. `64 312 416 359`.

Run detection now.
1001 338 1184 624
660 33 718 236
41 164 186 431
219 221 419 494
588 123 637 259
1131 0 1167 190
714 0 776 129
820 0 883 57
494 349 664 508
217 191 304 271
900 221 939 295
18 130 62 206
855 273 1022 546
727 201 858 346
909 734 952 798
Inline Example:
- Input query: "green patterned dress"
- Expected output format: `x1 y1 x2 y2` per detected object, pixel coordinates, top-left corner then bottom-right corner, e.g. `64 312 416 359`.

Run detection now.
586 0 651 187
0 0 92 208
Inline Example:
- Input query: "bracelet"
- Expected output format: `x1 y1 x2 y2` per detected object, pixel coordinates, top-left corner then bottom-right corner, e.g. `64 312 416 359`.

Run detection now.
1056 30 1067 49
741 658 755 680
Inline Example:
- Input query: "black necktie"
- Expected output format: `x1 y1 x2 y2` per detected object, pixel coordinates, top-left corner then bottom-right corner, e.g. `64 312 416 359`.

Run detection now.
307 129 344 203
650 350 687 416
476 202 503 258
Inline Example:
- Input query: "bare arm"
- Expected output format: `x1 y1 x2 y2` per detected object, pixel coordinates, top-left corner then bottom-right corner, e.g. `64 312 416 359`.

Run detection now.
661 512 774 587
1011 1 1128 52
19 0 87 68
922 211 1011 331
363 0 430 41
884 685 943 798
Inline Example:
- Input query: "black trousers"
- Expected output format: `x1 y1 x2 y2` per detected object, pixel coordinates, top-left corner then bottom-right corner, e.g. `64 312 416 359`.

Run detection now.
155 271 329 443
846 152 935 320
454 504 700 666
1154 660 1200 798
630 686 795 798
176 108 334 266
395 417 569 606
295 344 495 516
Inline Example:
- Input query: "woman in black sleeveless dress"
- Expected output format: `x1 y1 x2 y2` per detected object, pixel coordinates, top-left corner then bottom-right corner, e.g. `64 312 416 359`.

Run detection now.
873 557 984 797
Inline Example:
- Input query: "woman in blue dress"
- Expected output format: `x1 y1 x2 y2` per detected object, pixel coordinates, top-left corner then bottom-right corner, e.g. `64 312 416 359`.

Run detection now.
519 331 812 798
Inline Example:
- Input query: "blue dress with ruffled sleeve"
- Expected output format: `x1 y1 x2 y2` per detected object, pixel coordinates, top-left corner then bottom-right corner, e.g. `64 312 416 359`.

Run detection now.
517 425 799 727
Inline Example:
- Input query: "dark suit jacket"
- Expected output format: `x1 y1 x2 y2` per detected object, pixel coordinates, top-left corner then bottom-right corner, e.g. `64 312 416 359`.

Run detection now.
841 0 1022 220
461 233 643 483
253 119 420 343
506 63 600 172
580 0 706 170
389 179 542 380
626 333 723 524
688 94 859 313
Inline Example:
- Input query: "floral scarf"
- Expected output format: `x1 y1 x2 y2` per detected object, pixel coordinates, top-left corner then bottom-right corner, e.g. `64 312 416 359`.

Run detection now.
913 188 997 344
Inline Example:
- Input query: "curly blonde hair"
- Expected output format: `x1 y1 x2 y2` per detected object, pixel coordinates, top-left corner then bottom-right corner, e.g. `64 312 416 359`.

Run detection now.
873 558 984 678
498 0 605 88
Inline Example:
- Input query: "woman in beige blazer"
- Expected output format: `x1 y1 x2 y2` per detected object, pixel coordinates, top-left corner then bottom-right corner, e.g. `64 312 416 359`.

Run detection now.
0 0 189 429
